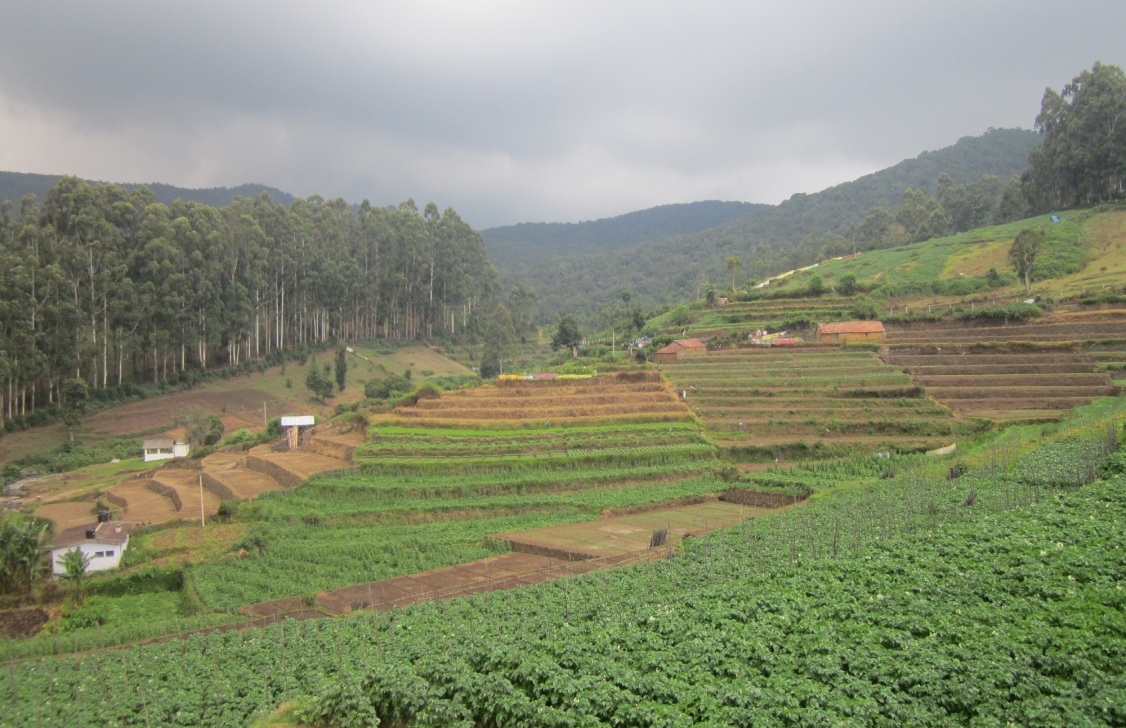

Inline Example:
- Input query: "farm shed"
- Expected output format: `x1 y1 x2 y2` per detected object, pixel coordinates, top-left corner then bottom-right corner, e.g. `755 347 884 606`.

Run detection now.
49 522 132 575
142 438 189 463
815 321 885 344
652 339 708 363
280 415 316 451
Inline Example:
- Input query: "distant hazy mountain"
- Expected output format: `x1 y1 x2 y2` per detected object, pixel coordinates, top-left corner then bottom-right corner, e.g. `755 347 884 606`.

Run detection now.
0 171 297 210
498 128 1041 322
482 200 766 261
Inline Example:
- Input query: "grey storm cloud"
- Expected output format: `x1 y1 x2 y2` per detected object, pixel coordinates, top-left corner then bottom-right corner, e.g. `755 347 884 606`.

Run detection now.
1 0 1124 228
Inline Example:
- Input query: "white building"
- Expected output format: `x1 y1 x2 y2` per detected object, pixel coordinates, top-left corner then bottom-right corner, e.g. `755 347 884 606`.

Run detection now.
142 438 190 462
49 522 133 575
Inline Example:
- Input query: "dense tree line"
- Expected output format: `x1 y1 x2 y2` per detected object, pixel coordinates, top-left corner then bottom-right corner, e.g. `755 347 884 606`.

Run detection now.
0 178 497 425
1024 61 1126 211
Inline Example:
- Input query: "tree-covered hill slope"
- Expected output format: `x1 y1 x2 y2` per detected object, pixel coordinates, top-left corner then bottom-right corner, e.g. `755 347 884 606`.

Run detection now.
0 170 297 209
504 128 1040 322
482 200 765 261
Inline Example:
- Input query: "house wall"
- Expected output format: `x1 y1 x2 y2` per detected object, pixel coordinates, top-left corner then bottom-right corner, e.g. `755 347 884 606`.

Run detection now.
652 352 679 364
51 540 128 575
143 448 174 463
678 347 707 358
172 443 190 458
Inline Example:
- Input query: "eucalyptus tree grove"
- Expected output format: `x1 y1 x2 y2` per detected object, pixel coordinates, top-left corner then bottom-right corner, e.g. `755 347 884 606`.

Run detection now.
0 178 497 425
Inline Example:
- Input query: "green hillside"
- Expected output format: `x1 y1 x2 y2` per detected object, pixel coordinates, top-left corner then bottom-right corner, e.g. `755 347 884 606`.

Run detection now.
505 128 1040 322
483 200 765 262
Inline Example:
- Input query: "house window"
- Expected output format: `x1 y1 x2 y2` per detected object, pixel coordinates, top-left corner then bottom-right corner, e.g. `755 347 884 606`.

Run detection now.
105 550 115 557
94 551 105 558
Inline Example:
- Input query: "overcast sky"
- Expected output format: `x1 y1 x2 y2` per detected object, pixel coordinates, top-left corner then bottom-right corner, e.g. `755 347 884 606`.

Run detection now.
1 1 1123 228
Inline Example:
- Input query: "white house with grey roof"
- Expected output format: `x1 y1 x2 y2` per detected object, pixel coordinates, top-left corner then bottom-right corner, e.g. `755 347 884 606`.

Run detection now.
49 522 133 575
142 438 190 462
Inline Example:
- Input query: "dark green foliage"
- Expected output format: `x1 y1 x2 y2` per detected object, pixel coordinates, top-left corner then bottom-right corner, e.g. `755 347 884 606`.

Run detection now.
837 271 858 295
1025 61 1126 211
550 314 583 352
335 344 348 392
849 295 881 320
0 514 52 595
364 373 413 400
955 302 1043 323
305 362 334 402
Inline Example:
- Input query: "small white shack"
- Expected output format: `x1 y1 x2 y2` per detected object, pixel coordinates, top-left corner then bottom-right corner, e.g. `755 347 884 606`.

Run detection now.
280 415 316 451
49 522 133 575
142 438 190 463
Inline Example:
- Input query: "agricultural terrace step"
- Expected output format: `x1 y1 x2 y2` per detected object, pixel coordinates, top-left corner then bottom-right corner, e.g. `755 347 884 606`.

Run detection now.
701 422 960 438
688 397 943 411
911 373 1111 387
245 451 350 487
662 357 875 369
151 470 221 519
307 434 360 461
201 469 285 500
956 410 1068 424
412 392 676 410
107 479 180 524
394 402 689 418
902 363 1098 376
937 396 1101 411
882 352 1094 366
924 385 1117 399
454 383 671 398
685 383 922 396
714 434 951 448
374 413 697 429
720 299 858 309
887 322 1126 340
692 405 951 419
665 366 895 379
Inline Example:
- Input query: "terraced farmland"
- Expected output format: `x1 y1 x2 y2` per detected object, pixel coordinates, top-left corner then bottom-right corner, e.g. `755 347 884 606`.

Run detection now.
659 346 967 461
884 309 1124 422
379 371 693 427
661 297 859 339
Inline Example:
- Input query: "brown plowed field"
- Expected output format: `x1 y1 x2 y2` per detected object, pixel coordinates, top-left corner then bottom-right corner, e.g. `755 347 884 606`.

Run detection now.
887 353 1092 366
307 432 364 461
500 501 766 559
108 479 180 524
247 448 349 482
204 468 285 500
151 470 222 519
36 502 97 531
393 402 690 420
84 388 273 437
931 396 1106 410
887 321 1126 344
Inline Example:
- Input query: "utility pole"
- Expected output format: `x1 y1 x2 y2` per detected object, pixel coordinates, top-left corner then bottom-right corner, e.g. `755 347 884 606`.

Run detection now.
198 473 206 528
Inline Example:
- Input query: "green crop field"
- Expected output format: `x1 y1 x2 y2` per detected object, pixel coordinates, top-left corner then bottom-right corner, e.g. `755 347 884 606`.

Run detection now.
5 396 1124 726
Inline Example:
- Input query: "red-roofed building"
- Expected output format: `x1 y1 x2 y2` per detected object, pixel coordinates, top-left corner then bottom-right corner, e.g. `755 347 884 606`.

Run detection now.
815 321 885 343
652 338 708 363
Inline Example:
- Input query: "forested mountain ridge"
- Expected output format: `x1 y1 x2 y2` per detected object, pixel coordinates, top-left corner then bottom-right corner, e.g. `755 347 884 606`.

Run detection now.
482 200 765 260
0 171 298 210
0 178 495 426
502 128 1040 323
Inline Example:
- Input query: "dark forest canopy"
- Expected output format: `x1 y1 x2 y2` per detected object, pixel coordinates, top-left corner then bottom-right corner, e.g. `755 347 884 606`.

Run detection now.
0 178 496 424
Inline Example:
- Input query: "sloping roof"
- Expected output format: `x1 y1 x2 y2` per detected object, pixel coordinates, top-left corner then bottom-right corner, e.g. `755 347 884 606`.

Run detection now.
280 415 316 427
50 522 133 550
816 321 885 335
143 438 175 449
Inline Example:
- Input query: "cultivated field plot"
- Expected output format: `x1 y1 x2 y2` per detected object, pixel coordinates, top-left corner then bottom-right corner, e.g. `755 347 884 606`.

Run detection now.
884 311 1124 422
662 297 860 339
660 346 964 460
379 371 693 427
499 500 766 559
